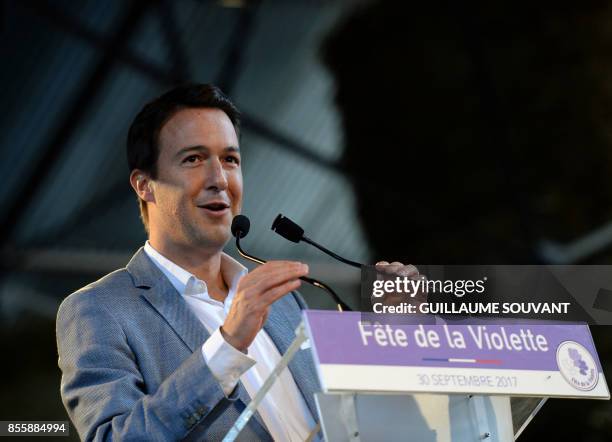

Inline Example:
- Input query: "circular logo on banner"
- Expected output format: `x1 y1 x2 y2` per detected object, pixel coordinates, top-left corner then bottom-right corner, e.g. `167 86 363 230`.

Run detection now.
556 341 598 391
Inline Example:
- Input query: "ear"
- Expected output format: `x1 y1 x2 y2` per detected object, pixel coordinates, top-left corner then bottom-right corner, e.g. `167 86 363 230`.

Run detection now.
129 170 156 204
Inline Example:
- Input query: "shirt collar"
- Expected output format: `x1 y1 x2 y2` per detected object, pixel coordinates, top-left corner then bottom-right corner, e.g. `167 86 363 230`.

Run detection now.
143 241 248 308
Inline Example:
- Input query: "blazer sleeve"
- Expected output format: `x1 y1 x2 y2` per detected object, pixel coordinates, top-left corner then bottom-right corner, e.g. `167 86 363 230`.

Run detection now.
56 292 238 442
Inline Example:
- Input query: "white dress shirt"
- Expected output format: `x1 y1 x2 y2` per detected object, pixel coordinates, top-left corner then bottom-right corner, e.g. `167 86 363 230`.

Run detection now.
144 242 315 441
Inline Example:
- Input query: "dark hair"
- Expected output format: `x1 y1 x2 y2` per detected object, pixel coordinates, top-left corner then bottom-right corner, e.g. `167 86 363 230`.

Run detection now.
127 83 241 232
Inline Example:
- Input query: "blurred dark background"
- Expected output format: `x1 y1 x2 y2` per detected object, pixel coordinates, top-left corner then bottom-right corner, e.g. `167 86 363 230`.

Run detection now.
323 1 612 440
1 0 612 440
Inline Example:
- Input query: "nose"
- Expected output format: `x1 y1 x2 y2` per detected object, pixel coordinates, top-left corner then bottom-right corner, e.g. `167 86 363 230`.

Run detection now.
205 157 228 192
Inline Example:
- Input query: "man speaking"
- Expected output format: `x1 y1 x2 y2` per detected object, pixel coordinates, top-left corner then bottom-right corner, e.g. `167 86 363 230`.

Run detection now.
56 84 319 441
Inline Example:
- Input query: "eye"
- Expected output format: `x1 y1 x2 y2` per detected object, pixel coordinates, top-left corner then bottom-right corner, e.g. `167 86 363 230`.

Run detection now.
225 155 240 165
182 154 202 164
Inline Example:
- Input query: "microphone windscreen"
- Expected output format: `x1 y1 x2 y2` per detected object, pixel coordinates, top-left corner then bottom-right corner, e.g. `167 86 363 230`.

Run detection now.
271 214 304 243
231 215 250 238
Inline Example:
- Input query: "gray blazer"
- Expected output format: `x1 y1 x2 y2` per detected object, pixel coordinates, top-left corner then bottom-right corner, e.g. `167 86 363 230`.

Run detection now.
56 248 320 441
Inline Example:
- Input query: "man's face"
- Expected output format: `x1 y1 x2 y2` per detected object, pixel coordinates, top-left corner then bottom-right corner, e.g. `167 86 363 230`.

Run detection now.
148 107 242 251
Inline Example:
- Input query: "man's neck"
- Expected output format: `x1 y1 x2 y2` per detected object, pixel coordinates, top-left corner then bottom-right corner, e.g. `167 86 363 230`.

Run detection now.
148 237 229 302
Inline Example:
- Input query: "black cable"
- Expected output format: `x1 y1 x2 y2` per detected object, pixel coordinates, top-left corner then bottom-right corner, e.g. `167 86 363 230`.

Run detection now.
235 235 351 312
302 236 363 269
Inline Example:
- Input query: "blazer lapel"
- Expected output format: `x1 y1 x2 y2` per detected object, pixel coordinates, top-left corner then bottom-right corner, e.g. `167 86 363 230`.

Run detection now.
126 248 211 352
126 248 270 433
264 297 320 420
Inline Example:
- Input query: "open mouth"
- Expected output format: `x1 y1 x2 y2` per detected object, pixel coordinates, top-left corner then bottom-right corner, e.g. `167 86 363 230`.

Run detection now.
198 202 230 212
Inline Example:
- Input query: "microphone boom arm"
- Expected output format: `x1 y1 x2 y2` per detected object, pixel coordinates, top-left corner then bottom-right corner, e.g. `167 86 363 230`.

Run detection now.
235 235 351 312
302 236 363 269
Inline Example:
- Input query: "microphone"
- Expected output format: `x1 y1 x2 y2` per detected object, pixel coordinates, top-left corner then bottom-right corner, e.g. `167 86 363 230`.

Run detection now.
231 215 351 311
271 214 364 269
231 215 265 265
231 214 250 239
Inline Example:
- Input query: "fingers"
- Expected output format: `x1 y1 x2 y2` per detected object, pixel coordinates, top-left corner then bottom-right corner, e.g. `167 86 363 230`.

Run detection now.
260 278 302 304
224 261 307 351
247 261 307 281
235 261 308 307
245 262 308 294
375 261 420 278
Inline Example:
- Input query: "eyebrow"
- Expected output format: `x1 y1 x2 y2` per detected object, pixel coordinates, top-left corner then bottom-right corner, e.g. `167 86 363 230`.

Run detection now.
174 145 240 159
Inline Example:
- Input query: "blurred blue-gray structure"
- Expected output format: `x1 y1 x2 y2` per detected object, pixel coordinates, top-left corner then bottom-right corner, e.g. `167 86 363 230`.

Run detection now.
0 1 367 433
0 0 368 325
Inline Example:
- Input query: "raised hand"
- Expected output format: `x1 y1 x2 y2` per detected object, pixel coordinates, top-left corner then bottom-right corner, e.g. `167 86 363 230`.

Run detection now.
221 261 309 351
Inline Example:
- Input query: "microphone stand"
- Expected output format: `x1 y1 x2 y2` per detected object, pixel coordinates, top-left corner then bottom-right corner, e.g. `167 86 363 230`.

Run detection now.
271 213 364 269
235 235 351 312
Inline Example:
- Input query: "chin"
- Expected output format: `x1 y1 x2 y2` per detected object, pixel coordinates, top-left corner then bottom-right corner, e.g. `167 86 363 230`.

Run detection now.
196 227 231 248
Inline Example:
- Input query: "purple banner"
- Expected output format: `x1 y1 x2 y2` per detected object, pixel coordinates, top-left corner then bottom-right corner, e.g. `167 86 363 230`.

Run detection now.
303 310 603 372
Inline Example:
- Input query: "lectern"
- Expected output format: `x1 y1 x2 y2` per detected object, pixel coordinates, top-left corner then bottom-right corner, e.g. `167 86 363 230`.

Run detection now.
224 311 609 441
